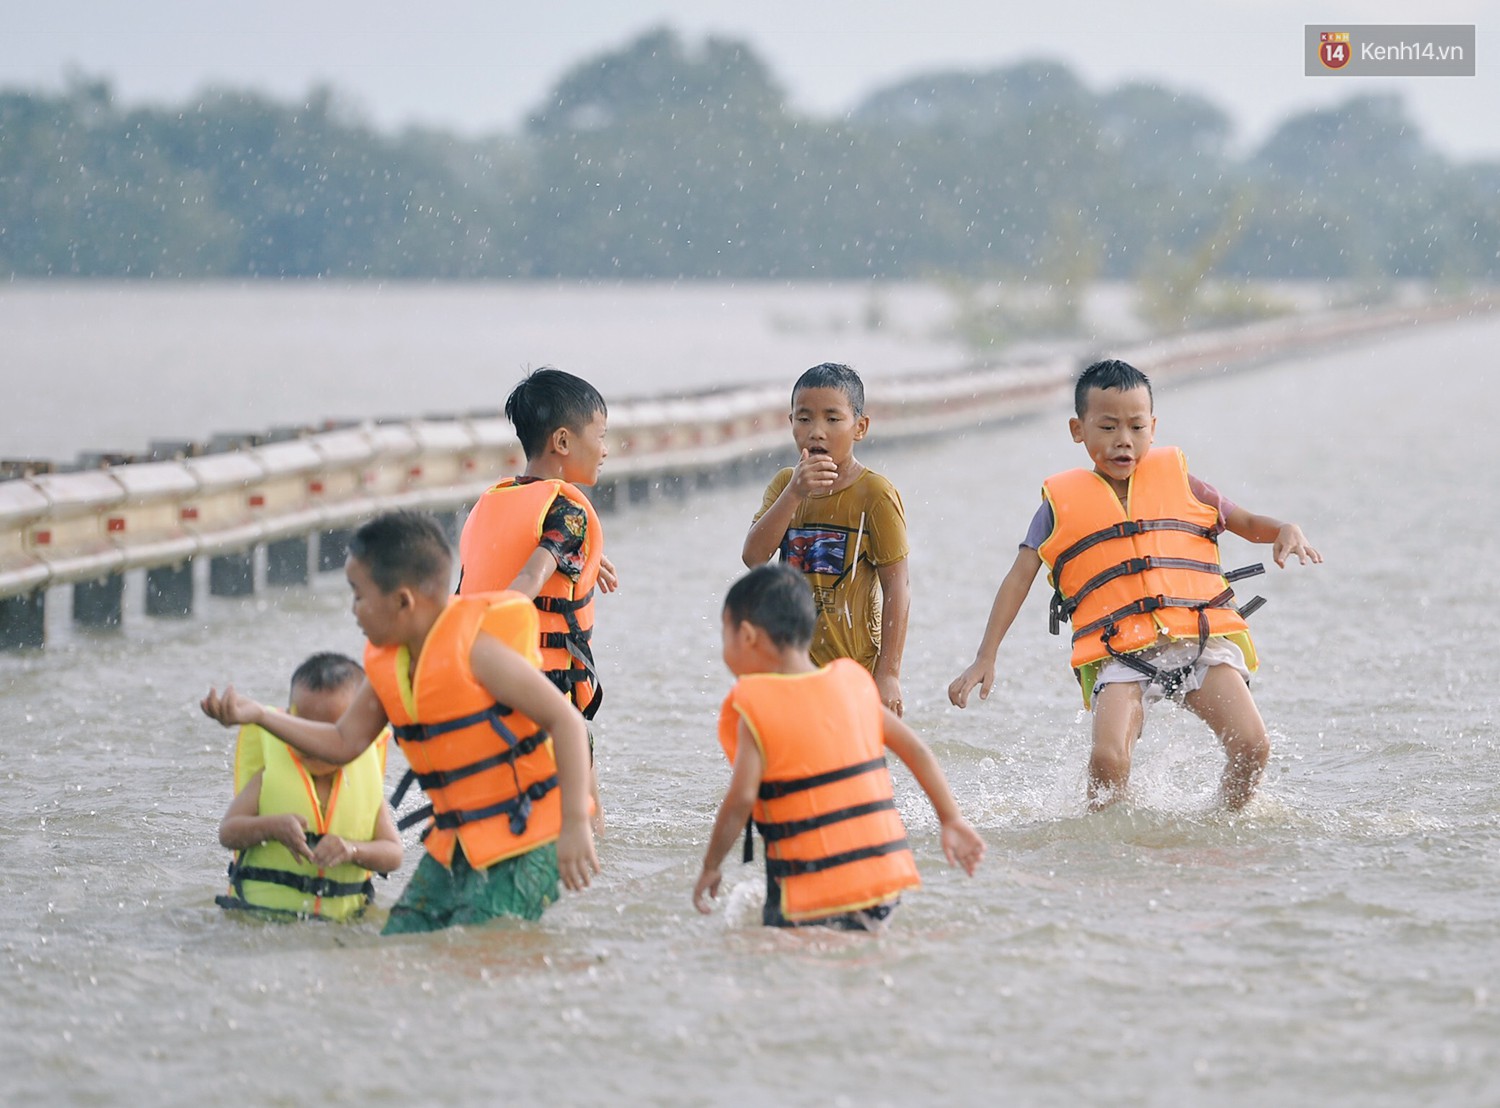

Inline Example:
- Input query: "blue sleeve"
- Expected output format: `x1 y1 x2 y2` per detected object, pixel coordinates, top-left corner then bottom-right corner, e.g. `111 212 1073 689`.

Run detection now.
1021 500 1052 550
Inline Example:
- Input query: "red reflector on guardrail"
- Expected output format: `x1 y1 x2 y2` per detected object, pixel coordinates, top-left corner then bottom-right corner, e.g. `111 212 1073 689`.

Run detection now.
107 517 126 533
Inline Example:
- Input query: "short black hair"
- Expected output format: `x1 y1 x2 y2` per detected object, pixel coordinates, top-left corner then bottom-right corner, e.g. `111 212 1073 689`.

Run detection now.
289 652 363 699
724 564 816 649
348 510 452 596
504 367 608 460
792 362 865 417
1075 359 1152 416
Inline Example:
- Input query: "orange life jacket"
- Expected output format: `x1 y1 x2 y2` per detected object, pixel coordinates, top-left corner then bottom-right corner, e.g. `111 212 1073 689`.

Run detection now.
459 478 603 719
365 592 561 871
1037 446 1262 685
720 659 920 923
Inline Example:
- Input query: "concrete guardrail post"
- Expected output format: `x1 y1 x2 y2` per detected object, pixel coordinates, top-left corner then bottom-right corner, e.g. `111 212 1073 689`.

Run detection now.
73 573 124 628
0 590 45 650
146 561 194 618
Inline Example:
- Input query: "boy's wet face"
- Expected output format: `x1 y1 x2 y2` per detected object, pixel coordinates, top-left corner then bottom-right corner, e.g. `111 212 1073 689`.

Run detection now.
790 386 867 467
558 410 608 486
720 611 755 676
289 683 356 776
345 555 404 646
1070 385 1156 486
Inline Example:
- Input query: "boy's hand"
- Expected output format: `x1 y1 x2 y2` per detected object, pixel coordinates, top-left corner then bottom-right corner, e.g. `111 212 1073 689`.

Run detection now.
1272 524 1322 568
309 833 354 869
692 866 722 914
947 661 995 708
876 673 904 717
941 818 986 877
789 448 838 499
598 555 620 594
265 813 314 863
200 685 263 728
557 819 600 892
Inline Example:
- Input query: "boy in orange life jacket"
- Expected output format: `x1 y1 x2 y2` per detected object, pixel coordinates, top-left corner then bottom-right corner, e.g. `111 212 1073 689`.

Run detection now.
947 359 1322 811
743 362 911 717
202 510 599 935
695 564 984 931
457 368 616 829
217 652 402 920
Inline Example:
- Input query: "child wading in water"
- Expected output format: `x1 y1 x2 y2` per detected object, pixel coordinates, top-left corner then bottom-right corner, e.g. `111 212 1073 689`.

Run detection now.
217 652 402 921
743 362 911 716
948 360 1321 810
204 511 598 933
458 368 616 830
696 564 984 931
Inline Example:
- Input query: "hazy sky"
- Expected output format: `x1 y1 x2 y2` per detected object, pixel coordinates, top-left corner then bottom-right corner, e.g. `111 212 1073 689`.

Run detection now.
5 0 1496 159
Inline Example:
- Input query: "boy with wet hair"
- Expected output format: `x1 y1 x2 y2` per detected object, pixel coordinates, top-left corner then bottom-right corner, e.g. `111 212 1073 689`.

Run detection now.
695 564 984 931
742 362 912 717
203 509 599 934
948 359 1322 810
217 651 402 921
459 367 617 827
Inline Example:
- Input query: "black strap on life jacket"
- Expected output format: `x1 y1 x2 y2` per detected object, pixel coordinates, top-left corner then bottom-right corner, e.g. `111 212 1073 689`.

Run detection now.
1069 562 1266 643
757 799 899 843
389 703 554 836
1093 584 1266 699
222 837 375 912
1049 518 1216 587
740 756 894 864
1052 555 1244 629
535 589 603 720
427 776 558 837
764 837 912 879
758 756 889 800
1046 514 1266 636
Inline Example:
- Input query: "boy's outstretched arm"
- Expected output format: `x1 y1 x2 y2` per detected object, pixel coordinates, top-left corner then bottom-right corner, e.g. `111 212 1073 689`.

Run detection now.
200 681 388 765
598 554 619 594
1223 506 1323 568
742 450 839 565
948 547 1043 708
881 710 985 876
506 546 560 599
694 722 764 913
469 632 599 891
874 557 910 716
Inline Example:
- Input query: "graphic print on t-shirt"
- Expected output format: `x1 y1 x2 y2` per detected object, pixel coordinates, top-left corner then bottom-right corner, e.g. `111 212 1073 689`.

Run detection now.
781 525 852 579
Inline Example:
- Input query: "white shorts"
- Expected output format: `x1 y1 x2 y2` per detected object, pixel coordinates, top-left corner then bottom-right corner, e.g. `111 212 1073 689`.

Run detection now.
1091 637 1250 706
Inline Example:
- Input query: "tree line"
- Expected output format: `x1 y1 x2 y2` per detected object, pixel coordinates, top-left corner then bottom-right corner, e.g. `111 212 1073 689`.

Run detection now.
2 28 1496 282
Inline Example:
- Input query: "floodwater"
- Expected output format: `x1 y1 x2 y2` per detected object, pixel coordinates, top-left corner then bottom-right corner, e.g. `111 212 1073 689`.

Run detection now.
2 291 1498 1107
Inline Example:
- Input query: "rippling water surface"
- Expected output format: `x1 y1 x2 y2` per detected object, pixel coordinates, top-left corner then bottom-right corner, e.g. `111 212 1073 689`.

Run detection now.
2 299 1497 1107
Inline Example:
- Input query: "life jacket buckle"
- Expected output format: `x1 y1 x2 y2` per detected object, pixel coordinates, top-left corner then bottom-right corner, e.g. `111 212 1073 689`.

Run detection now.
1155 665 1192 699
508 793 532 836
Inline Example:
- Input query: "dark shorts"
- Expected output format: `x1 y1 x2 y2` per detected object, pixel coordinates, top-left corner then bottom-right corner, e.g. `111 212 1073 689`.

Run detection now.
382 842 559 935
762 870 899 932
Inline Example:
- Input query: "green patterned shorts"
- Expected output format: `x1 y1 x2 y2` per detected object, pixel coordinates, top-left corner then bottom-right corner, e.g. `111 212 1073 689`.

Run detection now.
382 842 560 935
